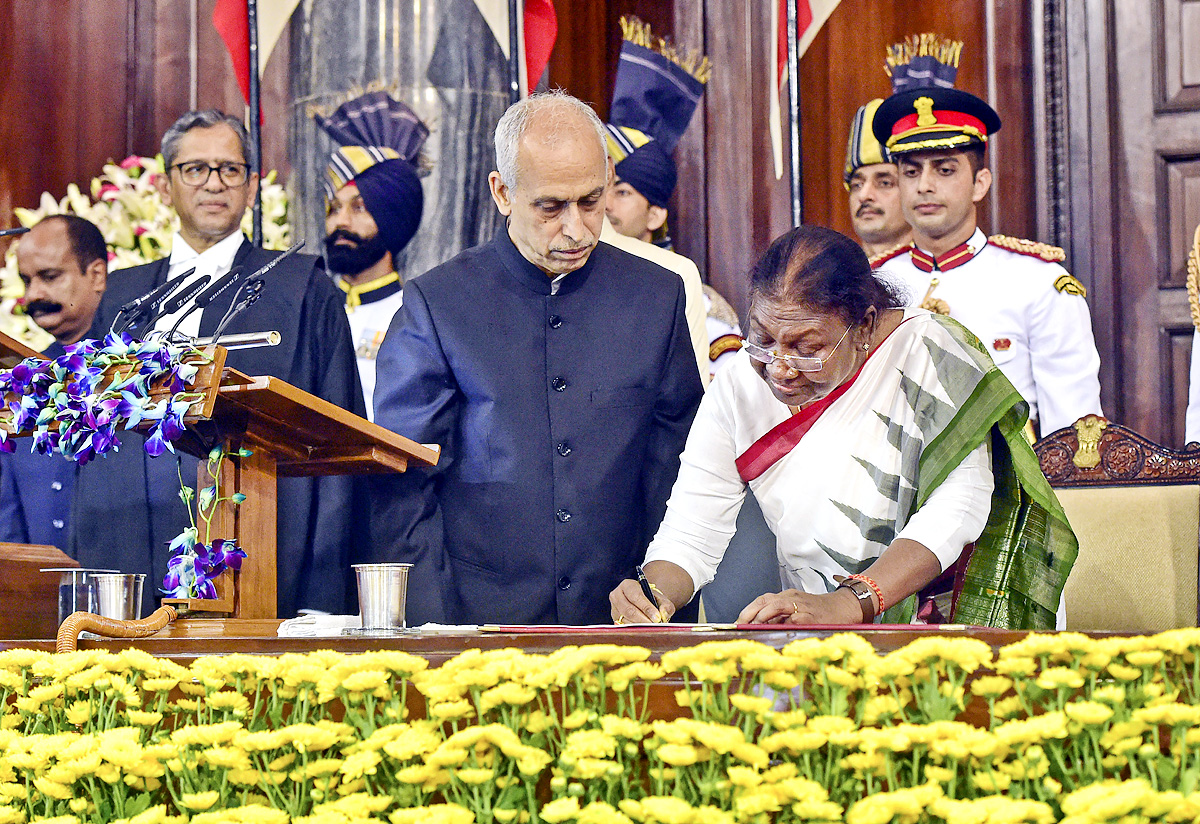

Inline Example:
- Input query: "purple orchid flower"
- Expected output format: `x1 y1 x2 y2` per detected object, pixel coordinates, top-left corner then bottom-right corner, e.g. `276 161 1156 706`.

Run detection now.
31 428 60 455
194 576 218 599
162 552 199 597
210 538 246 573
143 423 172 457
64 338 98 356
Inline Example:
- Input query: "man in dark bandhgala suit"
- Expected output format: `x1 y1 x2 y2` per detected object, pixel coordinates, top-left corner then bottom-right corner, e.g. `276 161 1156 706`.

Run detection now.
369 91 703 626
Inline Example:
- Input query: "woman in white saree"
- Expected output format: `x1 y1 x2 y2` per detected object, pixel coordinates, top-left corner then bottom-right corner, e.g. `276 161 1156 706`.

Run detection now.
610 226 1076 629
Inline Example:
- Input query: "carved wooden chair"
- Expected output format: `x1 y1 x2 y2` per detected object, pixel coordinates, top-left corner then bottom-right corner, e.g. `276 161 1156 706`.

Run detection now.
1034 415 1200 631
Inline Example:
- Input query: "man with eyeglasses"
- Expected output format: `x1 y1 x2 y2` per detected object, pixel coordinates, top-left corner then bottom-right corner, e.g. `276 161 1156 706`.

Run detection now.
70 109 365 618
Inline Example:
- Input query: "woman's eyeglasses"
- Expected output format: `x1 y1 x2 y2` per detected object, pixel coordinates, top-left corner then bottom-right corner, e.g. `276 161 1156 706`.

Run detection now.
743 323 852 372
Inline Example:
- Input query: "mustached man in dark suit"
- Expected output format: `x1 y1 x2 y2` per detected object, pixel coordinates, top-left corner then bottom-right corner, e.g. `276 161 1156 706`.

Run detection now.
0 215 108 549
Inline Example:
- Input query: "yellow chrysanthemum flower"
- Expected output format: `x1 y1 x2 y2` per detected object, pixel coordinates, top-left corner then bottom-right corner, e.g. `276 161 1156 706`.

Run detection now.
1107 663 1143 682
64 700 92 727
844 782 942 824
178 791 220 811
430 700 476 722
200 746 252 771
576 801 634 824
931 795 1055 824
1065 700 1115 727
636 795 696 824
655 743 703 766
339 749 382 781
479 682 537 713
171 721 243 748
452 767 494 785
395 803 476 824
31 776 73 800
969 675 1013 698
538 797 581 824
1035 666 1085 690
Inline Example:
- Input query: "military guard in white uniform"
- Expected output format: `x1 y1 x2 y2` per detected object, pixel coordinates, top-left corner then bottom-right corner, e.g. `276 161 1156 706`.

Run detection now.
871 35 1102 437
315 92 429 419
1184 224 1200 445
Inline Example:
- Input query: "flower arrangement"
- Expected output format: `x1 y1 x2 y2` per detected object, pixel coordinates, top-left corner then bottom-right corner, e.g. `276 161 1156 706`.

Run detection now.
0 155 291 349
0 333 246 600
2 631 1200 824
0 333 205 464
163 445 248 599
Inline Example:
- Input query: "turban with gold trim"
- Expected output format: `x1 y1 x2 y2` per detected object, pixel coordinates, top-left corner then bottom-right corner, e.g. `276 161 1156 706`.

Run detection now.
315 92 429 258
606 17 710 209
843 98 888 187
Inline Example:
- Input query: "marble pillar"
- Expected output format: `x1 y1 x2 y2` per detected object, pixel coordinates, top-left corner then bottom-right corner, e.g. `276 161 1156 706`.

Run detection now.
289 0 510 279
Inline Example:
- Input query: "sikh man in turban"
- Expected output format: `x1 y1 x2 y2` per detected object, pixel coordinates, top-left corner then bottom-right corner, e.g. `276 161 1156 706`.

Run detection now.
316 92 428 419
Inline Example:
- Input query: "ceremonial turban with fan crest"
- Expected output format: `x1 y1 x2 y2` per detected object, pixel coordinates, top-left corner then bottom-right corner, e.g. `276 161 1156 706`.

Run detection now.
314 92 429 258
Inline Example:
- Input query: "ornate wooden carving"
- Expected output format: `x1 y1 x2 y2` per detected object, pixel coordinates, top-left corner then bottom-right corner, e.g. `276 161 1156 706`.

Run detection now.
1035 415 1200 486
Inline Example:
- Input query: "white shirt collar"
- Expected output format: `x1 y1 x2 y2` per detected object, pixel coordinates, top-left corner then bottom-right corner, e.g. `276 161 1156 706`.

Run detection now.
167 230 245 274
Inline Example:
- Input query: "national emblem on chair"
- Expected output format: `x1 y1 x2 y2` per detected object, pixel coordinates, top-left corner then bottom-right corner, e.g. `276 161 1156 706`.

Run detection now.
1034 415 1200 632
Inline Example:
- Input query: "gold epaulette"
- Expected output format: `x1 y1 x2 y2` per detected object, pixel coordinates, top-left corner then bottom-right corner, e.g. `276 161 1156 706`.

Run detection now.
1053 274 1087 297
709 333 743 362
987 234 1066 263
1187 223 1200 329
868 242 913 270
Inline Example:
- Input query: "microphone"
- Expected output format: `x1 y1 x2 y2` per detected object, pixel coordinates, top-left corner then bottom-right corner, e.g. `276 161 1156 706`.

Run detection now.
0 226 30 238
200 241 303 346
209 278 266 345
110 267 198 335
243 240 306 282
152 274 212 319
192 266 244 310
162 266 242 342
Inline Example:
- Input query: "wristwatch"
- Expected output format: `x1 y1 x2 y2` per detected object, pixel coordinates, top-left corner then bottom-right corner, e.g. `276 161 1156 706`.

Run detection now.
837 578 876 623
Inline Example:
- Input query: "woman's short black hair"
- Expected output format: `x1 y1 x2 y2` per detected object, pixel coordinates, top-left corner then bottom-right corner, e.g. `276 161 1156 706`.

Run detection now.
749 225 902 325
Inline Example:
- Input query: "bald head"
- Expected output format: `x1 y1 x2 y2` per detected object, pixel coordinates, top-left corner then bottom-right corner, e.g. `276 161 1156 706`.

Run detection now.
494 91 608 190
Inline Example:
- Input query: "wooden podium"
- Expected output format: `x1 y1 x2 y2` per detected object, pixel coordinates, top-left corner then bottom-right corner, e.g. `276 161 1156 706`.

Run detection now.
0 333 438 624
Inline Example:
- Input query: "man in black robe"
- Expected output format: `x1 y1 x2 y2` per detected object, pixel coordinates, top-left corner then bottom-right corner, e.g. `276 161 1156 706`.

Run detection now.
70 110 364 617
370 92 703 625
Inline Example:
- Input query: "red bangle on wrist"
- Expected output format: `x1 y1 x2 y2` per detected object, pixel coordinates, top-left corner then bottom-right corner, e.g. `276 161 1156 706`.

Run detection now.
847 574 885 614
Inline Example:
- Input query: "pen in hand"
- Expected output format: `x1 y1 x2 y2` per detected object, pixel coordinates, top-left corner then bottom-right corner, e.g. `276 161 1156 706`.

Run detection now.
635 565 663 622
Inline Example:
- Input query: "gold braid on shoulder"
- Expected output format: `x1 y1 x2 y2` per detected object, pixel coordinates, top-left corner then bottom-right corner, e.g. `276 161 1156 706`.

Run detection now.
1188 224 1200 330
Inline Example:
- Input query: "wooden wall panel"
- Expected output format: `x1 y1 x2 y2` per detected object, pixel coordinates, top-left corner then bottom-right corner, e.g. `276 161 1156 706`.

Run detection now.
0 0 293 243
546 0 672 121
0 1 132 225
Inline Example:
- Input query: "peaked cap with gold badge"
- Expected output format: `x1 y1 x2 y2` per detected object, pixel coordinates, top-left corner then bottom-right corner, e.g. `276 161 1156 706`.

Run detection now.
870 33 1001 156
606 17 711 209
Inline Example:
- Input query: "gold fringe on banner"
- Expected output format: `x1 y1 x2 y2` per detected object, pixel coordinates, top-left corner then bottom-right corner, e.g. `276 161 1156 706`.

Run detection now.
619 16 712 84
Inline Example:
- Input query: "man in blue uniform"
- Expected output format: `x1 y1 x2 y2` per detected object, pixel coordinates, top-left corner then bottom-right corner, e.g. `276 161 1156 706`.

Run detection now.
369 91 703 625
0 215 108 547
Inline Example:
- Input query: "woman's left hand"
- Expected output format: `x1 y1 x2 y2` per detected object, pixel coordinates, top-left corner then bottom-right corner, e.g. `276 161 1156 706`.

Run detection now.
736 587 864 625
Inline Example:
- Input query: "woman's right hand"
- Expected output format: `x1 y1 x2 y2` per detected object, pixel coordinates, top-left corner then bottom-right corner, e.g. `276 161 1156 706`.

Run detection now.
609 578 675 624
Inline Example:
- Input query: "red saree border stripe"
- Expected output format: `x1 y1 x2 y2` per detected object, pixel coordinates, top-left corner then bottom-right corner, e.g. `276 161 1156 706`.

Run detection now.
734 316 915 483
